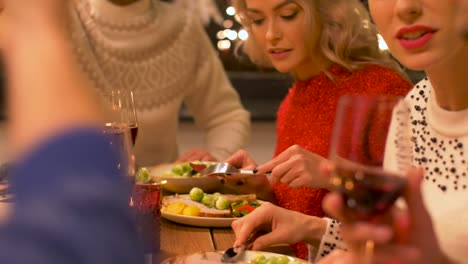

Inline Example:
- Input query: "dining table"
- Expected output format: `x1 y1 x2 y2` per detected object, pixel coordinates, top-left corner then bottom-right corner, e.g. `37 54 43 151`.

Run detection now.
159 215 295 263
159 217 236 262
0 187 295 264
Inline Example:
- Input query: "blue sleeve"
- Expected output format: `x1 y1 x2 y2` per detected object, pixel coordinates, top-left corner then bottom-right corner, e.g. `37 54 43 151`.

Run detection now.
0 128 144 264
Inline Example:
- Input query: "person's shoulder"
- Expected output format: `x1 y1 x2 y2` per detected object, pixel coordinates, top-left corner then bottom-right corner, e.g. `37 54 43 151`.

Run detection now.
359 64 406 80
353 64 413 94
334 64 410 95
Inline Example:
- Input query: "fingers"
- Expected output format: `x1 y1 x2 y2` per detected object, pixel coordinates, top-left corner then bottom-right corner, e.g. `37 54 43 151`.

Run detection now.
319 160 334 178
288 177 308 189
402 167 446 262
402 168 434 237
322 192 347 221
266 159 294 185
256 148 292 175
231 219 254 247
225 149 257 169
403 167 425 218
273 156 312 186
231 203 275 246
340 223 393 244
257 145 305 174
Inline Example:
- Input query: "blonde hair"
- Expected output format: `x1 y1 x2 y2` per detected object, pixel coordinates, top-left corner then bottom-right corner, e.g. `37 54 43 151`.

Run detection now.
232 0 405 78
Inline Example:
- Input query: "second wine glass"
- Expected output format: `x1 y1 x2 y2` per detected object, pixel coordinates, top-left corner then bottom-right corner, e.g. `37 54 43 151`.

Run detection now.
328 94 411 263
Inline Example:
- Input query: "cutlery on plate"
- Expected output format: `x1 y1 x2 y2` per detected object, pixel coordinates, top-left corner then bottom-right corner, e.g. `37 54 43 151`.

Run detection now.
191 162 270 178
221 231 264 263
188 162 208 174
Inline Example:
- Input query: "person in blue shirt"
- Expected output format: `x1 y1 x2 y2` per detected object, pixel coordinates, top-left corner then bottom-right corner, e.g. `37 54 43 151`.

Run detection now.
0 0 143 263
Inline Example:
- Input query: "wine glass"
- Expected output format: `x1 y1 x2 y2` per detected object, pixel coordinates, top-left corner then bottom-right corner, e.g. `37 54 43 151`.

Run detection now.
328 94 411 263
110 90 138 146
103 89 137 178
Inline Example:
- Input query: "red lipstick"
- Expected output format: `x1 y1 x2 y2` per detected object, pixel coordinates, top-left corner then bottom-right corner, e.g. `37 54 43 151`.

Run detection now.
396 25 437 50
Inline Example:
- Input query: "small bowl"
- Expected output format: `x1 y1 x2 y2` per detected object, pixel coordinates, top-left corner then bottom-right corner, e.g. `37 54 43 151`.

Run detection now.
148 163 222 194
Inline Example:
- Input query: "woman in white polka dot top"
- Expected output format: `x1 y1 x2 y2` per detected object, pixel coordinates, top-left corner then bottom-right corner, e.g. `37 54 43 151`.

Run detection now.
323 0 468 263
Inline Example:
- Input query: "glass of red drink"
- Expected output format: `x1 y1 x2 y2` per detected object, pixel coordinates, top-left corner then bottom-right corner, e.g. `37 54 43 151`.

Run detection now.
329 94 411 220
329 94 411 262
130 183 162 263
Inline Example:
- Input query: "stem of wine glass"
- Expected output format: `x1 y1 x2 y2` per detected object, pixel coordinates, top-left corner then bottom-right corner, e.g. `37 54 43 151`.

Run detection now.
363 240 374 264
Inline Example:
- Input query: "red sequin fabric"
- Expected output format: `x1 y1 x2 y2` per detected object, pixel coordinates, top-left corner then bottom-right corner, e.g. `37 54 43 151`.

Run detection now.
273 64 412 259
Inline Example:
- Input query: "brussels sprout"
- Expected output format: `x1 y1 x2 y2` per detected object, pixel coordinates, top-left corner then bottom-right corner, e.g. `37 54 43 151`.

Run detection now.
252 255 266 264
189 187 205 202
215 196 231 210
135 167 151 184
213 192 221 200
276 256 291 264
201 194 215 208
251 255 292 264
181 163 192 171
171 164 184 176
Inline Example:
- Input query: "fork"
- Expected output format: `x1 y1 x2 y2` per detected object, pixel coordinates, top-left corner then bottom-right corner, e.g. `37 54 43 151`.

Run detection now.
191 162 270 178
221 231 263 263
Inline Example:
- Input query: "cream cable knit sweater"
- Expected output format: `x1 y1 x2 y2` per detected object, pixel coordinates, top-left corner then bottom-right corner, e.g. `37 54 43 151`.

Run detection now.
70 0 250 166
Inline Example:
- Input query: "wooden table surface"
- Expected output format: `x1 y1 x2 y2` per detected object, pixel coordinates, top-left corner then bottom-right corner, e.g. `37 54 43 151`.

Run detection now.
159 217 236 262
160 217 295 263
0 195 294 263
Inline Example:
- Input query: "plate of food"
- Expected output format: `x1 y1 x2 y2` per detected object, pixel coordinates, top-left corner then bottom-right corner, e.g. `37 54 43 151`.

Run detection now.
139 161 222 193
161 250 308 264
161 188 263 227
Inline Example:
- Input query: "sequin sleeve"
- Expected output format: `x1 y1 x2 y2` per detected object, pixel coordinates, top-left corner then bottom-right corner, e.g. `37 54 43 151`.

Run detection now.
308 218 348 263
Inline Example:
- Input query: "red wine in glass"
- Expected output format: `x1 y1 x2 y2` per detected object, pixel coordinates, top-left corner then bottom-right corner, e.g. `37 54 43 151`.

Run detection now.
329 95 410 216
331 164 407 221
329 94 411 263
130 125 138 146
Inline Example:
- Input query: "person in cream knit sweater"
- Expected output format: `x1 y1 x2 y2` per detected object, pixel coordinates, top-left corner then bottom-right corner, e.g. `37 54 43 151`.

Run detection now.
69 0 251 166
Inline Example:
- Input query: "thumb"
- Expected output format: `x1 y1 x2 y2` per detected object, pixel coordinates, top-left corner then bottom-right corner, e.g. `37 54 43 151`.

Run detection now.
404 167 437 243
404 167 429 223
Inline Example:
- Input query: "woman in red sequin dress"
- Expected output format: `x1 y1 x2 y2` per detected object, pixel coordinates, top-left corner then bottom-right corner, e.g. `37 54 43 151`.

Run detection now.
227 0 412 260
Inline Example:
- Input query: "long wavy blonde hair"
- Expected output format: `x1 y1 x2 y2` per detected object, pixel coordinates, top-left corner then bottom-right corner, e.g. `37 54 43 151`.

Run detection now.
232 0 405 78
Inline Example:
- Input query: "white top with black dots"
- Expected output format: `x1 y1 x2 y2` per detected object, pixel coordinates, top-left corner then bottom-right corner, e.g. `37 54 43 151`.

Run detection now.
385 77 468 263
309 218 347 263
